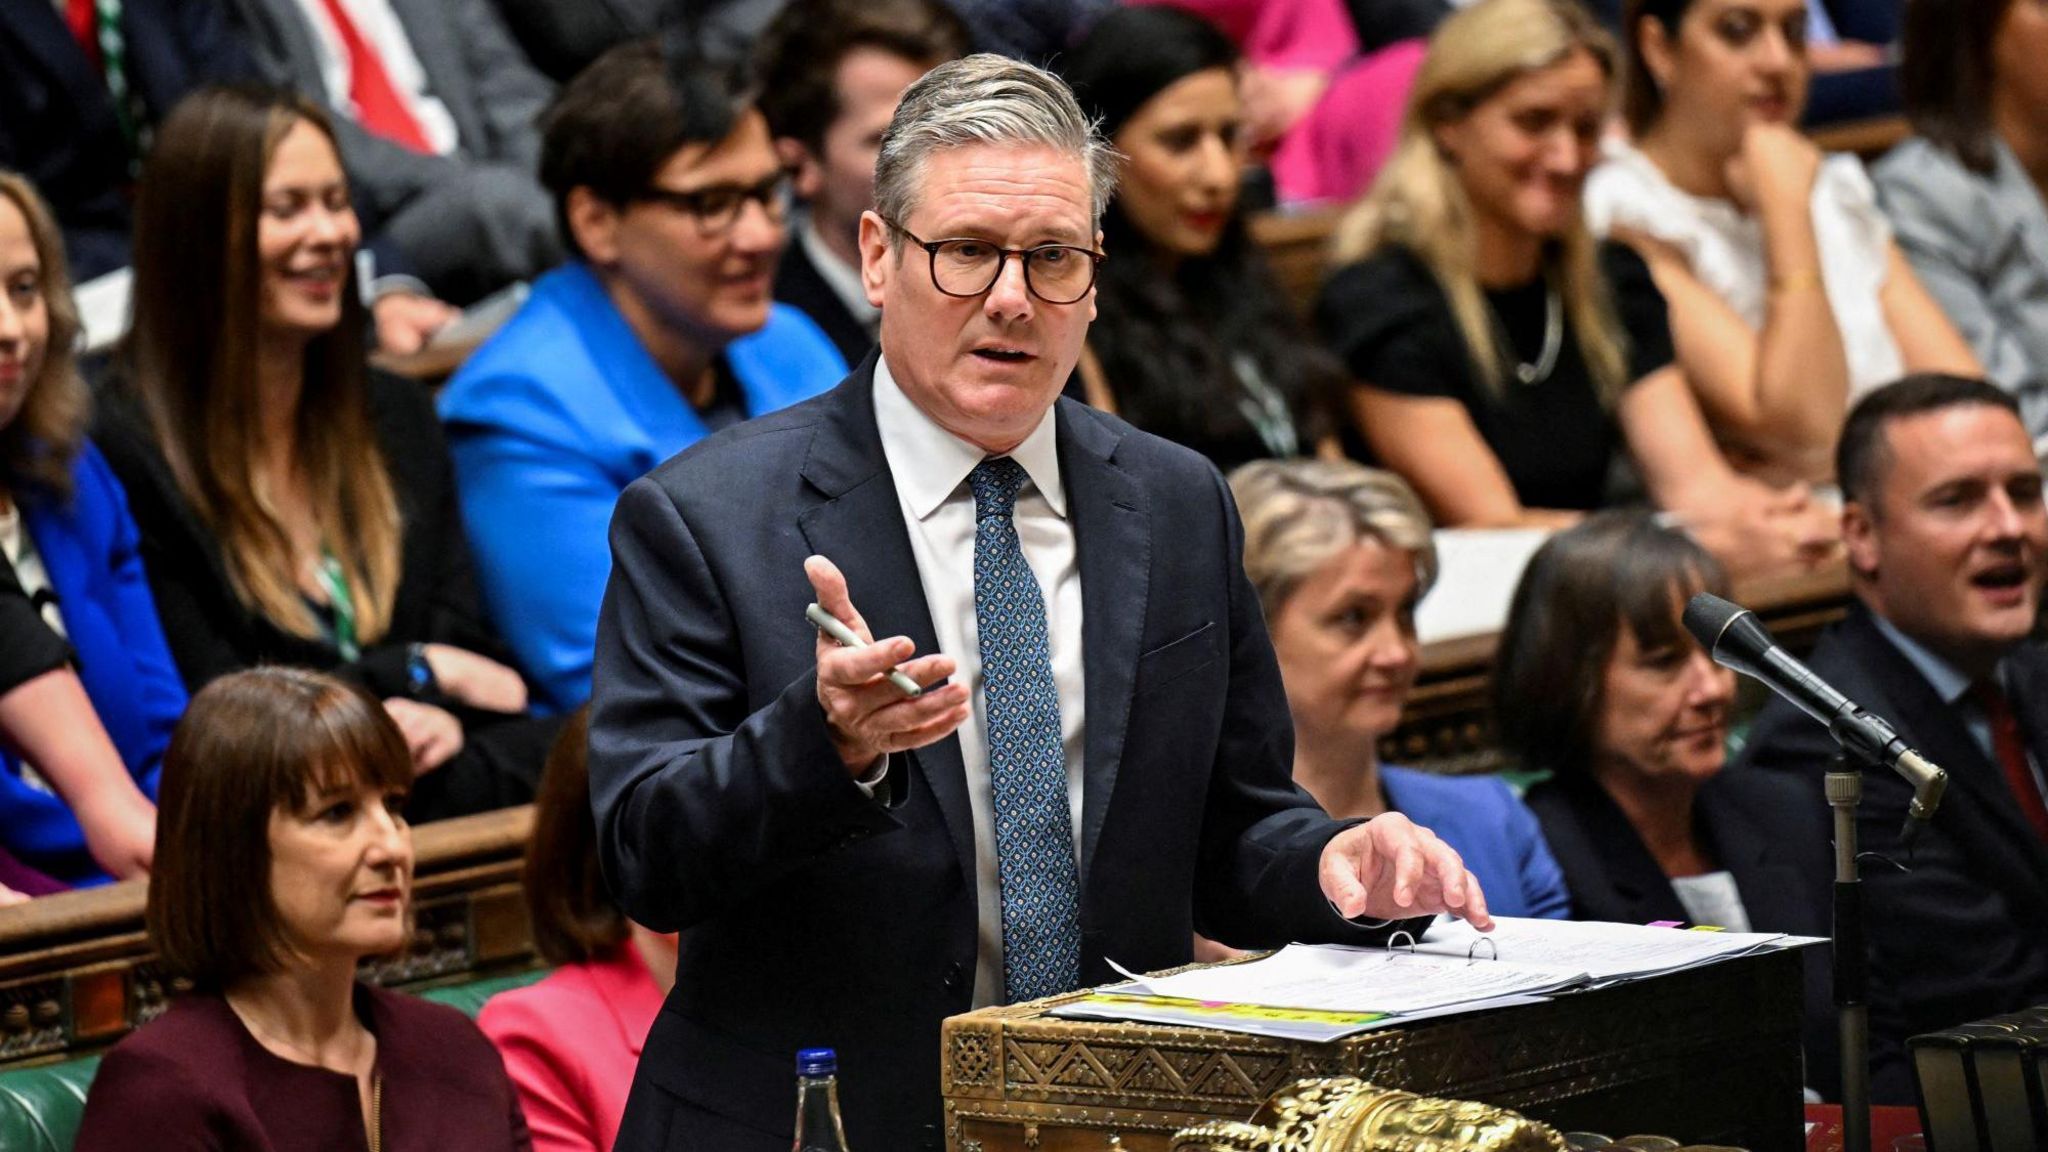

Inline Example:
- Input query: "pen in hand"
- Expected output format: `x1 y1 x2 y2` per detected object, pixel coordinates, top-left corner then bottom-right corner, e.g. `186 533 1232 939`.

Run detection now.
806 603 924 697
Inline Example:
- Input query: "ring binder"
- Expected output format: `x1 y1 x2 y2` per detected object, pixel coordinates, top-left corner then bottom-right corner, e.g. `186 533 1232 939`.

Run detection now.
1467 938 1499 964
1384 931 1418 956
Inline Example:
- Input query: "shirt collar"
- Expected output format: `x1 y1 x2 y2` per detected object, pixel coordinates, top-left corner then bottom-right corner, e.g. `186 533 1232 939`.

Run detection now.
800 214 880 329
872 354 1065 521
1869 611 1980 705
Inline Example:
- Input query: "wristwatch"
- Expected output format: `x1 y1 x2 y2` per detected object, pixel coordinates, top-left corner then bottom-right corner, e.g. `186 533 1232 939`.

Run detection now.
405 643 438 699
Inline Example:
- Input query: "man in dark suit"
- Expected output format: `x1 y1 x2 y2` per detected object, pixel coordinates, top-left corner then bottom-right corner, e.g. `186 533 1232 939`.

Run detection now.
756 0 970 366
223 0 562 304
1737 373 2048 1103
587 54 1491 1151
0 0 255 283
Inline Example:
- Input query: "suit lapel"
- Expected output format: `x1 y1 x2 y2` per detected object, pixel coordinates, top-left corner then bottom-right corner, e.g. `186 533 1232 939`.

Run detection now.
1846 611 2048 923
795 363 974 880
0 4 118 134
1057 403 1147 883
1699 776 1798 932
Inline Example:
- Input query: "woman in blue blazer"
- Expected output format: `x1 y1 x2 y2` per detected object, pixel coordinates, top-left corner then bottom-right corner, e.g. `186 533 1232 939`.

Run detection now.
438 43 846 714
0 171 183 887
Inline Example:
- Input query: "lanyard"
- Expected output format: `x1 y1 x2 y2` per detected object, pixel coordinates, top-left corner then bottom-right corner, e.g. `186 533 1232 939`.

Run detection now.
315 549 360 661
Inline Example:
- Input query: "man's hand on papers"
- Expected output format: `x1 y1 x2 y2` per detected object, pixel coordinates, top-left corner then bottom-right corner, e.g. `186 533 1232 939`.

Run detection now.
1318 813 1493 931
806 556 970 774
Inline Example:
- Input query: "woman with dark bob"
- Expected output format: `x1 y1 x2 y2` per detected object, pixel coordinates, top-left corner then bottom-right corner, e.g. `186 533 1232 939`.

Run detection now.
479 709 674 1152
95 86 555 822
1059 6 1346 471
1871 0 2048 446
74 667 530 1149
1493 510 1837 1094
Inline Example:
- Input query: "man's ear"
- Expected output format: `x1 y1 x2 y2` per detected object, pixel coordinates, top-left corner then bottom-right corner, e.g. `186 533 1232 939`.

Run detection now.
778 137 825 202
1842 500 1880 582
565 187 623 267
858 210 891 308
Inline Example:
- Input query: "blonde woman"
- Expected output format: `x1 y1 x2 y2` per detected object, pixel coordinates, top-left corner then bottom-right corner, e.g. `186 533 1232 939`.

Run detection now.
1231 459 1569 920
1313 0 1832 575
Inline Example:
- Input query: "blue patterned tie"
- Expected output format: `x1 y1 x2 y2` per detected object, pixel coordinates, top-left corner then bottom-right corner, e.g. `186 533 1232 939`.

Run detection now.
970 456 1082 1002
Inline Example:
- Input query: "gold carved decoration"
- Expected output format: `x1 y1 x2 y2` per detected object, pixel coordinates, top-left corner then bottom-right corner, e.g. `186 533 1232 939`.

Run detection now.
1171 1077 1566 1152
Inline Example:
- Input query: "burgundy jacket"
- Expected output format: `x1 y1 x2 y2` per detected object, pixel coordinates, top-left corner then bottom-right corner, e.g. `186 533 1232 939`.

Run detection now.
75 984 531 1151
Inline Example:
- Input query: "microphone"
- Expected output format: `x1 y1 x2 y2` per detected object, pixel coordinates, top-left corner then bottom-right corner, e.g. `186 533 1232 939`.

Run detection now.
1683 592 1947 850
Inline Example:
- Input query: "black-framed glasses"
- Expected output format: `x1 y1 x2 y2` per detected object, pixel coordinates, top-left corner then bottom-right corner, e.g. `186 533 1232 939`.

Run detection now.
884 218 1103 305
637 172 793 234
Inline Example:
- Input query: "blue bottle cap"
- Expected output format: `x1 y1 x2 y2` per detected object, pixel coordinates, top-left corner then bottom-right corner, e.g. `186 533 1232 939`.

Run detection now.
796 1047 837 1076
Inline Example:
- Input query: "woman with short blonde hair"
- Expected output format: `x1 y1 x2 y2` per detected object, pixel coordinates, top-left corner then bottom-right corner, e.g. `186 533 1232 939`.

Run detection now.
1229 458 1568 920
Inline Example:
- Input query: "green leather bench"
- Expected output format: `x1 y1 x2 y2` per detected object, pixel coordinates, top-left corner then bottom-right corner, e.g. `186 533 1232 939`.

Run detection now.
0 967 547 1152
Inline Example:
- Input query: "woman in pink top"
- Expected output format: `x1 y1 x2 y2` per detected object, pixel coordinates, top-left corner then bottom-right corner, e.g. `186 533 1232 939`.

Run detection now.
479 709 676 1152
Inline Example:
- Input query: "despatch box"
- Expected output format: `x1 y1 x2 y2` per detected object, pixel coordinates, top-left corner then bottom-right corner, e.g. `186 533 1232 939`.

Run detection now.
941 947 1806 1151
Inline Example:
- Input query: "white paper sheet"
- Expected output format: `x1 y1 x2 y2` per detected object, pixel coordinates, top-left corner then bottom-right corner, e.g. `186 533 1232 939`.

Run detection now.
1121 943 1588 1015
1413 528 1553 644
1414 915 1824 982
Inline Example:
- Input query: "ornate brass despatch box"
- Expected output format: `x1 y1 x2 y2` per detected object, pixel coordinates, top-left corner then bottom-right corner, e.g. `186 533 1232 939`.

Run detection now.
941 948 1806 1152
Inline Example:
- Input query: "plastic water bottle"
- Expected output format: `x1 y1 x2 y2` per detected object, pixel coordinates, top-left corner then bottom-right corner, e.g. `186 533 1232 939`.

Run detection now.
792 1047 851 1152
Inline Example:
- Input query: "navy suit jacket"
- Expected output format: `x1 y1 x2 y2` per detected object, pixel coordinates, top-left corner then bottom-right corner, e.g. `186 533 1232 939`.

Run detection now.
1736 602 2048 1103
588 355 1415 1151
1523 768 1839 1097
0 0 254 282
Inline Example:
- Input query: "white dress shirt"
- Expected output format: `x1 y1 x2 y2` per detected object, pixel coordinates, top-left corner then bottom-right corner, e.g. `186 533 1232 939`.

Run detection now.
288 0 461 156
871 355 1086 1007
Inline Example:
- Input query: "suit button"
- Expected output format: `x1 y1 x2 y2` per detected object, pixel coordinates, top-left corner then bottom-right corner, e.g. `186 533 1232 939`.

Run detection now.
943 962 966 994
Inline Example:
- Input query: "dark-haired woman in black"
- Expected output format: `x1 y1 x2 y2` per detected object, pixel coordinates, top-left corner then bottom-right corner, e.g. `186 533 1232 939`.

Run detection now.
1060 6 1343 471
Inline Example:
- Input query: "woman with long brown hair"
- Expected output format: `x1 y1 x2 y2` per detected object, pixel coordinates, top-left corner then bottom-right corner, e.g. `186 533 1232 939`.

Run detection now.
96 87 553 822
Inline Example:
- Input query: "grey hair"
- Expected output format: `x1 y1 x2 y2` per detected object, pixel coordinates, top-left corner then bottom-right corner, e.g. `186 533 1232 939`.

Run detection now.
1228 459 1440 621
873 53 1119 235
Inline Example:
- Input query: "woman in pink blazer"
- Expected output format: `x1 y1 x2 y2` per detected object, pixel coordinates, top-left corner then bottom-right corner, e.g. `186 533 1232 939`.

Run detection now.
479 709 676 1152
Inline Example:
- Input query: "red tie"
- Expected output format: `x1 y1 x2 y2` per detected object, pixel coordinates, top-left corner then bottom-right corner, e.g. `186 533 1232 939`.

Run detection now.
312 0 432 153
65 0 103 72
1971 681 2048 841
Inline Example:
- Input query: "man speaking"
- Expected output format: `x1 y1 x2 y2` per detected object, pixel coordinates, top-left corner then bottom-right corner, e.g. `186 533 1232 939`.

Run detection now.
588 54 1490 1152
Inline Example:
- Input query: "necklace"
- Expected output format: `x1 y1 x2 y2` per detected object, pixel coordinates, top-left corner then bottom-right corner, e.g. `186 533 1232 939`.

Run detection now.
1490 281 1563 387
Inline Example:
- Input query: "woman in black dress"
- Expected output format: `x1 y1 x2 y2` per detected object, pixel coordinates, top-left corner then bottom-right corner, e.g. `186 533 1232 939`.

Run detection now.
1315 0 1833 575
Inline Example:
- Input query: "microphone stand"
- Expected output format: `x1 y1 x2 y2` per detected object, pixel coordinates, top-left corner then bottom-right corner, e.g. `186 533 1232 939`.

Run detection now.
1825 752 1870 1152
